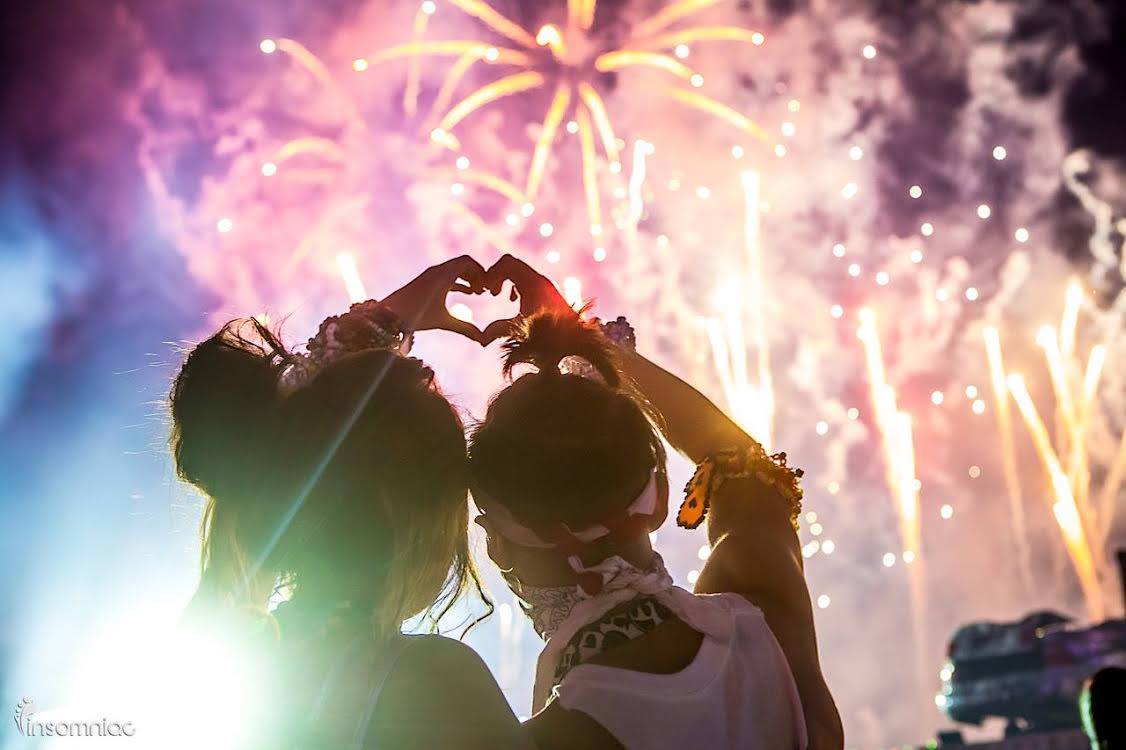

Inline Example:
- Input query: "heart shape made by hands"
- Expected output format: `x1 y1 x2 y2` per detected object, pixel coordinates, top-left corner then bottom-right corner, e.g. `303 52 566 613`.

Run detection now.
445 278 522 346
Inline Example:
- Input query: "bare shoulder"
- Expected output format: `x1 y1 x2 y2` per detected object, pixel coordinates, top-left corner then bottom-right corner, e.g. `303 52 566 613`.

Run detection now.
389 634 512 705
373 635 532 749
396 633 490 672
526 702 624 750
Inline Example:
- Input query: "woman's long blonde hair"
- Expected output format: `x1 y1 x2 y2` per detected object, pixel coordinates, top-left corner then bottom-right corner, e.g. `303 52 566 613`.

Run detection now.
171 319 485 636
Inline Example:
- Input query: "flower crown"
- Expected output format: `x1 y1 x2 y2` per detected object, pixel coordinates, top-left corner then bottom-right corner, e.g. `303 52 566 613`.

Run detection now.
277 300 409 395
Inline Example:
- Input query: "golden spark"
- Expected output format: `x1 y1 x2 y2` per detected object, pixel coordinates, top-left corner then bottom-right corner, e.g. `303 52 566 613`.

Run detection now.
361 0 770 242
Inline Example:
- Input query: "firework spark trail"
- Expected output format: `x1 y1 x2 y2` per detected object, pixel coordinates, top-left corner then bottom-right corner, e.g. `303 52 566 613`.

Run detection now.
423 48 524 133
982 326 1033 594
272 39 365 131
703 171 774 449
437 71 547 138
1007 374 1105 621
1072 342 1106 523
856 307 927 706
594 51 699 81
856 309 922 559
577 83 621 168
631 0 724 40
403 5 435 117
741 171 773 451
625 140 651 246
427 167 526 204
576 106 603 240
336 253 368 303
448 0 538 48
362 0 771 241
527 82 573 200
663 88 774 143
637 27 765 49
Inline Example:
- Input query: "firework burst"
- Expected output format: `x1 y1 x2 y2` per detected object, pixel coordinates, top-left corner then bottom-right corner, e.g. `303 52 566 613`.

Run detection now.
358 0 772 245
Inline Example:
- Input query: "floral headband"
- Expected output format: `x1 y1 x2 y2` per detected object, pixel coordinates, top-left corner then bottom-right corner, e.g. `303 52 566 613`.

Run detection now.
277 300 411 395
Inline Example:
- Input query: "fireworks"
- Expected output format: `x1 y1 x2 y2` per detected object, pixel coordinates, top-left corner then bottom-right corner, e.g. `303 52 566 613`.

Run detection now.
982 325 1032 594
121 1 1126 739
857 307 928 701
361 0 772 243
705 170 774 449
993 280 1119 621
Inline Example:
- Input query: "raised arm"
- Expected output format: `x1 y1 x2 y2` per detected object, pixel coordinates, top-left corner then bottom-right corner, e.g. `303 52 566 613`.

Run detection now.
620 349 841 749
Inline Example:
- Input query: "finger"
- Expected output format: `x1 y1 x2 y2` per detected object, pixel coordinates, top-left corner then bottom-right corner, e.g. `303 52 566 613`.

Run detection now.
485 253 542 295
480 317 519 346
439 254 487 293
483 254 514 295
440 314 488 345
449 280 483 295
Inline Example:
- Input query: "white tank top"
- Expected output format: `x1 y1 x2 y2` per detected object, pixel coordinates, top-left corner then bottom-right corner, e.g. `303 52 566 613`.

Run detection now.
552 593 807 750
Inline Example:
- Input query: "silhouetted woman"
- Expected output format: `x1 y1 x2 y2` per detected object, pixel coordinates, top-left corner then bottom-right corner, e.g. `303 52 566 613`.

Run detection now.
469 255 842 750
171 257 531 749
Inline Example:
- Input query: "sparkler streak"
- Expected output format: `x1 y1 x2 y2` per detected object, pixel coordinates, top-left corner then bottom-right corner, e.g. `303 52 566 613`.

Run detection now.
426 168 526 204
1037 326 1079 450
982 326 1033 593
594 51 699 81
576 83 620 167
742 171 773 451
857 307 927 703
403 5 434 117
437 71 546 135
365 41 531 63
525 81 573 199
704 172 773 450
336 253 368 303
423 48 530 133
1071 344 1106 518
1007 374 1105 620
857 309 919 548
631 0 724 41
1060 280 1083 360
271 138 347 164
275 39 365 130
447 0 539 48
638 27 765 49
576 106 603 238
625 140 650 245
664 88 773 143
578 0 597 29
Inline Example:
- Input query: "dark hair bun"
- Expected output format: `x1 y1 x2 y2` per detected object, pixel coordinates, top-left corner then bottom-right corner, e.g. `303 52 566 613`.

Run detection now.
501 311 621 388
170 320 282 500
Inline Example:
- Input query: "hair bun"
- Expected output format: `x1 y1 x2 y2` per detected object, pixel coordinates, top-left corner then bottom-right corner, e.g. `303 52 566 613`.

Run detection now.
170 320 283 499
501 311 621 388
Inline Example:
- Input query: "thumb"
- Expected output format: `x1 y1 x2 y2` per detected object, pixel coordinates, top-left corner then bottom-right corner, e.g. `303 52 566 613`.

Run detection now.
480 317 519 347
442 315 488 345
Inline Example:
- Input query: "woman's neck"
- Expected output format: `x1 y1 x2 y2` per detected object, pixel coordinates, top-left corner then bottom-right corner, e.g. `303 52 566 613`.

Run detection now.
510 536 654 586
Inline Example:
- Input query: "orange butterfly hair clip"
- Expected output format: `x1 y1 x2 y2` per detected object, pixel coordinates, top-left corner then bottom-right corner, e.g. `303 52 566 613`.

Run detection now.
676 444 805 531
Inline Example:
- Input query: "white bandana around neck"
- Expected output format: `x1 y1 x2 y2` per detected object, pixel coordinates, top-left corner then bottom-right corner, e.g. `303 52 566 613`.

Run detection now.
475 470 732 713
520 551 675 713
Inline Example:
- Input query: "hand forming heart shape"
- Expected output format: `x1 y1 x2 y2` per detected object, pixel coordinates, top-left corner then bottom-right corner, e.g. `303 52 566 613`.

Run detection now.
382 254 573 346
477 254 573 346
